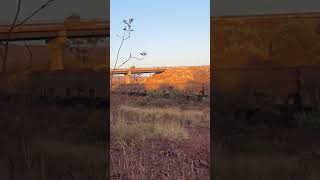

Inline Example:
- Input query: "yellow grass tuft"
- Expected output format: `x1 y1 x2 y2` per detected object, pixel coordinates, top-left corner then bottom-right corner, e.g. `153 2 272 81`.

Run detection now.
113 119 150 144
118 105 209 128
154 122 189 140
111 105 209 143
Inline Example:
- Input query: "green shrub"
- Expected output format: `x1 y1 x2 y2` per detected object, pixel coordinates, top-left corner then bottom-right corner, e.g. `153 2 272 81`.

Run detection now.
135 96 150 107
146 90 165 98
293 110 320 128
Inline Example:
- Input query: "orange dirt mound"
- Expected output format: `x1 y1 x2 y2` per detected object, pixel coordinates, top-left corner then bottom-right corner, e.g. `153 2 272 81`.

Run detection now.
145 66 210 84
144 66 210 91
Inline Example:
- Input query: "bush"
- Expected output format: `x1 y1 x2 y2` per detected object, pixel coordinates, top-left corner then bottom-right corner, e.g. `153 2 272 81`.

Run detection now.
135 89 199 107
146 90 166 98
293 110 320 128
113 120 151 144
135 96 150 107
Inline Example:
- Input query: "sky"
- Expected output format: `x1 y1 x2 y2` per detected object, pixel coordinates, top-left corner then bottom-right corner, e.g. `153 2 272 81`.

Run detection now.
110 0 210 68
1 0 318 21
1 0 109 45
0 0 109 23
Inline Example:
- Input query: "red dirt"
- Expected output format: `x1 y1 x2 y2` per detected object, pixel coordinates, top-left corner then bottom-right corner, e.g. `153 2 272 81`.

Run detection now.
143 66 210 93
110 127 210 179
144 66 210 84
110 94 210 179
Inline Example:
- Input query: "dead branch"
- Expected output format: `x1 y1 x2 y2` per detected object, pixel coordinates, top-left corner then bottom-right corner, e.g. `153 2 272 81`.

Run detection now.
1 0 56 73
23 41 33 71
110 18 147 85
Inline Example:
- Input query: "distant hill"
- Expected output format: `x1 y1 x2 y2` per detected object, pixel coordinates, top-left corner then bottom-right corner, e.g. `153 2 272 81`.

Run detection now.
111 66 210 94
145 66 210 84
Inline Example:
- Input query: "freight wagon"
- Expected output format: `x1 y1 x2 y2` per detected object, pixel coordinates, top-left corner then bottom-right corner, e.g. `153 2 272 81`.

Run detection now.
114 82 210 98
0 70 108 108
212 66 320 112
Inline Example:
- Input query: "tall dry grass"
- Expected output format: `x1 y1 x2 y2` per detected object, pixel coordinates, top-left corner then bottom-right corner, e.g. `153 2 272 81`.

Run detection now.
111 105 209 144
214 141 320 180
4 137 107 180
110 105 210 179
118 105 209 127
110 140 204 180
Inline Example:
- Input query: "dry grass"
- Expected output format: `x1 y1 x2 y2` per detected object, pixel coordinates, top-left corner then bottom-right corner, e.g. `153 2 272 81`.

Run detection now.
110 104 210 179
112 115 188 144
153 121 189 140
110 141 202 180
214 146 320 180
4 137 107 180
215 156 300 179
111 105 208 144
0 102 108 179
118 105 209 127
112 120 152 144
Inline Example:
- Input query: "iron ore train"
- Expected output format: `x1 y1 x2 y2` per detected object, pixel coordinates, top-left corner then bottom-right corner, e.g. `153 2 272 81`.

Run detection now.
213 66 320 112
0 70 108 108
113 82 210 99
211 14 320 115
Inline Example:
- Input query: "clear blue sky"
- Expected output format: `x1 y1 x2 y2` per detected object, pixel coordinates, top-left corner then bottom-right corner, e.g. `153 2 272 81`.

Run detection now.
111 0 210 68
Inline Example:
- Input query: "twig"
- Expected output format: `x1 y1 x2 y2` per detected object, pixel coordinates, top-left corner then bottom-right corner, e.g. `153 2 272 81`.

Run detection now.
111 18 146 86
23 41 33 71
115 53 144 70
13 0 55 29
2 0 22 72
1 0 56 72
110 152 119 179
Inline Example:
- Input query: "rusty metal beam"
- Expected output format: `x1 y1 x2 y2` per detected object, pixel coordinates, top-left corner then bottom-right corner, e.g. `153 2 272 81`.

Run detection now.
112 68 167 75
0 20 109 41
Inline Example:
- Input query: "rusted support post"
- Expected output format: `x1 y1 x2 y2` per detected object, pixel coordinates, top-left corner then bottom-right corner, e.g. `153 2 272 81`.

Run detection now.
47 31 69 71
125 70 132 84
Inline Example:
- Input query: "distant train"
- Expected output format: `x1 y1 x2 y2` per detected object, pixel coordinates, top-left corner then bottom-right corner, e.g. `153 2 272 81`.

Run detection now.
213 66 320 111
113 82 210 98
0 70 109 108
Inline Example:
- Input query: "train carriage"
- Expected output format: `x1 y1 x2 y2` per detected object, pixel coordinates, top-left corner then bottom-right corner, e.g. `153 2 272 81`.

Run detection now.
7 69 109 107
0 73 10 101
114 81 210 98
300 67 320 108
213 66 320 113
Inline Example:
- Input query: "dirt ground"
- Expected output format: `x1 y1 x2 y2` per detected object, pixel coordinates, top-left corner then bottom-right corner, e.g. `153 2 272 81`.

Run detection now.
110 94 210 179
